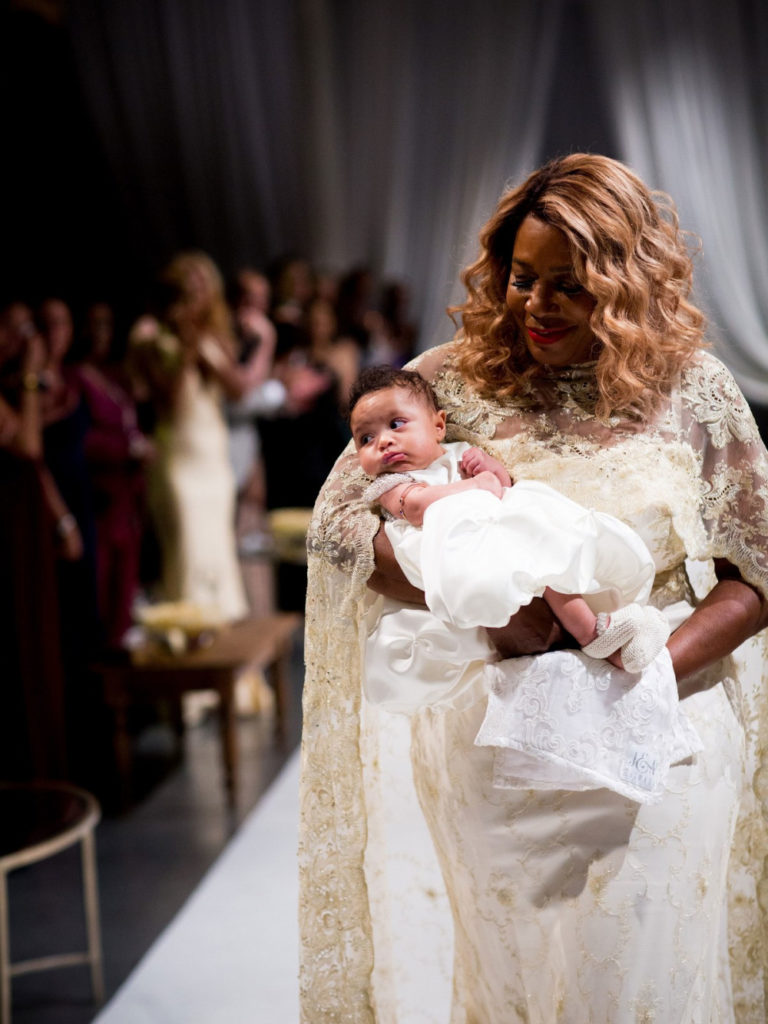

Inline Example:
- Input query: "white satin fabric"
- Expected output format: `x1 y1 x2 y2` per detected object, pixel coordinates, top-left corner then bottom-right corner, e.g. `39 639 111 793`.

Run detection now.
361 592 492 714
387 443 657 627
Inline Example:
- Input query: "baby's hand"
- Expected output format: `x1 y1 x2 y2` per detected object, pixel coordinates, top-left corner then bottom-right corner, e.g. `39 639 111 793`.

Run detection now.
460 446 494 478
461 447 512 488
468 470 503 499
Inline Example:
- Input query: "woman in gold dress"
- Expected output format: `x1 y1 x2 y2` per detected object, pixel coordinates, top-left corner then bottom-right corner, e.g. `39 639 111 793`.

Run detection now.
300 155 768 1022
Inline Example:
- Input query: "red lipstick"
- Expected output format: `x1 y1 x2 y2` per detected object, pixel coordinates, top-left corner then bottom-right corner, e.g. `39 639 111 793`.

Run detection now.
527 325 572 345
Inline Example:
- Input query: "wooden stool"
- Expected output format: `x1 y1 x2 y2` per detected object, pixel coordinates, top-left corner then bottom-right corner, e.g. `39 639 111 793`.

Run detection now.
99 613 302 808
0 782 104 1024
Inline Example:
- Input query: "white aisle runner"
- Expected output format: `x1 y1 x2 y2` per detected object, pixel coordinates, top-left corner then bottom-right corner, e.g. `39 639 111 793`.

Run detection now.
95 752 300 1024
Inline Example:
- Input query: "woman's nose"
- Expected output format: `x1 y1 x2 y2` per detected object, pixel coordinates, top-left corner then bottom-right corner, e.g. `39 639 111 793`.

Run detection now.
525 282 557 316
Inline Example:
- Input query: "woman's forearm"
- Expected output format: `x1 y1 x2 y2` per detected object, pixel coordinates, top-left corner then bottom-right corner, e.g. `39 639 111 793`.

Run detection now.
669 567 768 692
368 526 426 604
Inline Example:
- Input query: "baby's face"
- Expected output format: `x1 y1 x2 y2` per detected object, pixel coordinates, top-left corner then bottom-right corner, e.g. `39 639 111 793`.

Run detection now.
351 386 446 477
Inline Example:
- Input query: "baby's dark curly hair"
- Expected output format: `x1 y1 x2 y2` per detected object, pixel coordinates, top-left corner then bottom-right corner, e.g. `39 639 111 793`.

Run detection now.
348 365 440 420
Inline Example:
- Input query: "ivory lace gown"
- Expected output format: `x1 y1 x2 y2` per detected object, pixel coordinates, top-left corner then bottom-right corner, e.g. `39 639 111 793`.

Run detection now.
299 343 768 1023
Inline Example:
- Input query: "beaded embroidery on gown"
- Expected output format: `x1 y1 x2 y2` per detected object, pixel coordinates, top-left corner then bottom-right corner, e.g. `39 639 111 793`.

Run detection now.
299 342 768 1023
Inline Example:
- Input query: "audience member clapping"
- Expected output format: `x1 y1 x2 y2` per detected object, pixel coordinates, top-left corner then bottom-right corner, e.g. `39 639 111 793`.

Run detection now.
75 300 152 648
127 251 256 621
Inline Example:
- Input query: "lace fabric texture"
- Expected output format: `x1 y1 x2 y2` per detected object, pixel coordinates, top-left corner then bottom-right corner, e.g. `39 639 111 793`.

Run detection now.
478 646 702 805
299 342 768 1022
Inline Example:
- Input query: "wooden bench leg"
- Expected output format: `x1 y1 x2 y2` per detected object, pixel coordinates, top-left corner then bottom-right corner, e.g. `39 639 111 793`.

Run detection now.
215 672 238 808
81 830 105 1004
0 868 10 1024
266 643 292 741
108 681 134 810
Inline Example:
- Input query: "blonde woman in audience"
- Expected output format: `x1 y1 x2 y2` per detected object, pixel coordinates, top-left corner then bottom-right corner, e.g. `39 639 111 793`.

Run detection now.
128 250 259 622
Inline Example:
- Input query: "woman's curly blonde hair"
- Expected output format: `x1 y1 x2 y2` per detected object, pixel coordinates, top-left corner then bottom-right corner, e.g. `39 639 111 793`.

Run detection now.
161 250 236 354
452 154 707 419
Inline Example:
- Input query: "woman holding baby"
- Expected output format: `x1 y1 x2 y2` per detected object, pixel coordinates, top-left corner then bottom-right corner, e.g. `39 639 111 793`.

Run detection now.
299 154 768 1021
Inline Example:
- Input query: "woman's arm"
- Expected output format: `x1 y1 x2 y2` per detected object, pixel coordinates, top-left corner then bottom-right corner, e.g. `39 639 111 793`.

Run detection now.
4 331 46 459
197 337 251 400
236 309 277 387
670 559 768 697
36 463 84 561
368 525 426 603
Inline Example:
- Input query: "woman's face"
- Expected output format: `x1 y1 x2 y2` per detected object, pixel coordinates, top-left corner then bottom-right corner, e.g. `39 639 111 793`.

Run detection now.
86 303 114 360
185 264 214 306
40 299 74 363
505 215 597 367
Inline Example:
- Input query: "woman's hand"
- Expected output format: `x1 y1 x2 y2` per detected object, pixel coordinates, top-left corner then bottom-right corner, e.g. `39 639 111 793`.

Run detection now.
669 559 768 697
486 599 568 657
130 315 161 343
56 514 84 561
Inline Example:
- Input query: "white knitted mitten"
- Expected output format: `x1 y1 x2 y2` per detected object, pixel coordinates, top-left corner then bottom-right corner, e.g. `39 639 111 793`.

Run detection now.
582 604 671 673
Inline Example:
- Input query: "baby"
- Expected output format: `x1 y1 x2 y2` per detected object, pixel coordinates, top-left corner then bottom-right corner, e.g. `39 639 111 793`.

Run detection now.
349 365 701 804
350 365 668 672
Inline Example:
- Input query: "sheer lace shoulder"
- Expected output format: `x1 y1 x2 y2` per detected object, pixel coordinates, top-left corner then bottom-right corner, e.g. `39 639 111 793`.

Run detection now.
307 445 380 584
676 353 768 599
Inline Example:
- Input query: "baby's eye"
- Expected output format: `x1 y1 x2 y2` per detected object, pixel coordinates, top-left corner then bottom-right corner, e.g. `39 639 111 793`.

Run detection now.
390 417 407 429
359 433 373 446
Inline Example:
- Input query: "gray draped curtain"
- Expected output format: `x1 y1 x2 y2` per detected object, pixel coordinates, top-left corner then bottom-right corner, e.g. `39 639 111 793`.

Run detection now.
63 0 768 385
67 0 563 345
592 0 768 404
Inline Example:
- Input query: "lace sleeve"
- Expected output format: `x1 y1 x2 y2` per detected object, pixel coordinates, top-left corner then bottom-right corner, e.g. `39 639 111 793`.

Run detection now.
301 443 381 1021
681 354 768 600
361 472 417 522
307 443 381 588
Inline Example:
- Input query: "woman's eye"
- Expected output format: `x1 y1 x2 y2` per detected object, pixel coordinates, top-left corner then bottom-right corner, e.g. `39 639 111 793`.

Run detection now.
509 278 533 292
558 281 583 296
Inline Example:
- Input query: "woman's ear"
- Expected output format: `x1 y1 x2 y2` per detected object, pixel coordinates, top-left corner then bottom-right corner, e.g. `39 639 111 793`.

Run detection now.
435 409 447 440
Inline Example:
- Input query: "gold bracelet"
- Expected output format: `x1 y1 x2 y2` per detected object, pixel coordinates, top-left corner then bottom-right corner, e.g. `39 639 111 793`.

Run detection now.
22 372 39 392
398 482 425 522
